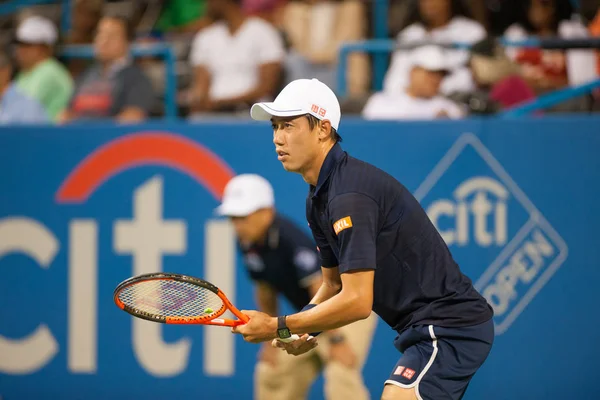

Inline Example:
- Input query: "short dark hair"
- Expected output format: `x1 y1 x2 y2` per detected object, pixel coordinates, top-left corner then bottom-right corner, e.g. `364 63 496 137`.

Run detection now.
519 0 574 34
101 11 135 41
408 0 472 26
305 114 342 143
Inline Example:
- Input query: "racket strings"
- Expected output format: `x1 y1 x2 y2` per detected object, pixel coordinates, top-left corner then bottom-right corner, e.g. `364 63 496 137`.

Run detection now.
118 279 224 318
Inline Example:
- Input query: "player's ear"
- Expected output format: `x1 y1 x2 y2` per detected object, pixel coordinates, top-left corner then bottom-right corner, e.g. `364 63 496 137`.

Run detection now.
318 120 332 142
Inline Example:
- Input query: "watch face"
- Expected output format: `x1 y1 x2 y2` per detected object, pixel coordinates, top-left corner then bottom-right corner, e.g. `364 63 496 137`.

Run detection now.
278 328 291 339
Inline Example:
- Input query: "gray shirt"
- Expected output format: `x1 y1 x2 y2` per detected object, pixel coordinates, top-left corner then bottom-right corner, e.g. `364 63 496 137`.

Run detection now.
69 60 155 119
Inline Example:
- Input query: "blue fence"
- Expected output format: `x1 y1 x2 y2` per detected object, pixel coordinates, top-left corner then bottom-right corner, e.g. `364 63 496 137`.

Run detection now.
0 117 599 399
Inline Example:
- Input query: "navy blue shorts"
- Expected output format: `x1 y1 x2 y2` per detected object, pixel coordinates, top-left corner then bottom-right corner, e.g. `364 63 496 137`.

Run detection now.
385 319 494 400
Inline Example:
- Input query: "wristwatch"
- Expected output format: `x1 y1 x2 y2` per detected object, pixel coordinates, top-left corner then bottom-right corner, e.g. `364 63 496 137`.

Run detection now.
277 315 292 340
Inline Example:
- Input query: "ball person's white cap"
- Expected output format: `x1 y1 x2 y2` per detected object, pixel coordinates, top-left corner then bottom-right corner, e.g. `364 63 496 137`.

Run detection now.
410 45 451 73
215 174 274 217
16 16 58 45
250 78 341 130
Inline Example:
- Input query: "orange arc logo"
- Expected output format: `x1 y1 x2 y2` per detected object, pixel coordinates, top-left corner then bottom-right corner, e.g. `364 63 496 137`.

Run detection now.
55 132 235 203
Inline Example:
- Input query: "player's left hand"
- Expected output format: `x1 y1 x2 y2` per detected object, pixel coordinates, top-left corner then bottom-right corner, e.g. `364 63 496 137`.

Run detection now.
272 334 318 356
231 310 277 343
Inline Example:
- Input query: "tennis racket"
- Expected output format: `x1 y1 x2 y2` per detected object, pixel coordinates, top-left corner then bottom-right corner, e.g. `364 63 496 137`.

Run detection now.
113 272 301 342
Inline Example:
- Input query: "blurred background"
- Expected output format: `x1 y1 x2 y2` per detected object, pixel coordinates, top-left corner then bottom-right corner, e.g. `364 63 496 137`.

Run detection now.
0 0 599 399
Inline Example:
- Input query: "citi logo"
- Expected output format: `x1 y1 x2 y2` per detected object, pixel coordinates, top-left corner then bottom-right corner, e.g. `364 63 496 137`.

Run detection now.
426 177 508 247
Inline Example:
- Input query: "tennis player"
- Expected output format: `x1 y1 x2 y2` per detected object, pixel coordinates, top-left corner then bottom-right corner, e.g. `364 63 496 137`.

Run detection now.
231 78 495 400
217 173 376 400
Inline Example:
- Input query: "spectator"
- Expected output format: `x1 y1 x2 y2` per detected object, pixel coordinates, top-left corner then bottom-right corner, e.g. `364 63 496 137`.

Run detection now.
504 0 598 94
449 37 536 114
0 49 49 124
154 0 213 35
363 45 464 120
281 0 370 97
58 12 155 123
468 0 525 36
383 0 486 96
188 0 284 115
65 0 104 78
14 15 73 121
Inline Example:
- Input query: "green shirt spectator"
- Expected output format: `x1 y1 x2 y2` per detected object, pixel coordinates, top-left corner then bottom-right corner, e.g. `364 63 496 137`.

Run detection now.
14 15 74 121
155 0 211 34
16 58 73 121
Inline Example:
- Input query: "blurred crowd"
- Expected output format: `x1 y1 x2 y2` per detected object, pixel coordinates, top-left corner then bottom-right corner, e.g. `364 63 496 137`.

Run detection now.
0 0 599 125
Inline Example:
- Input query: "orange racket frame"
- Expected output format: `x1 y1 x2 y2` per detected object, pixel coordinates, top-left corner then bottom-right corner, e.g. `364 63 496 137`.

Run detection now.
113 272 250 327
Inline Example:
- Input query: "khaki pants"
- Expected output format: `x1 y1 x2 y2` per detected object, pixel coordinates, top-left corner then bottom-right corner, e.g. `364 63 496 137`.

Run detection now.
254 312 378 400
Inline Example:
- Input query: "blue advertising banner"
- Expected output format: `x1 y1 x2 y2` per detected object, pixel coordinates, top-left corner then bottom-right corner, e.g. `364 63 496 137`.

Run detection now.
0 117 599 399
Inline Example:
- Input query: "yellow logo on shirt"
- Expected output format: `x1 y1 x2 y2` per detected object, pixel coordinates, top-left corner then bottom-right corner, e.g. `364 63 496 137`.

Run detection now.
333 216 353 235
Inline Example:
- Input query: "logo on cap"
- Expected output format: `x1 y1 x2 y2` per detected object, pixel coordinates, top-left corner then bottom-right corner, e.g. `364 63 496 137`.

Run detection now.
311 104 327 118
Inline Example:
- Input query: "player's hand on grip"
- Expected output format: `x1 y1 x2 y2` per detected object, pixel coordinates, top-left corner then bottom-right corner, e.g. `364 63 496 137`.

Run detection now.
231 310 277 343
272 334 317 356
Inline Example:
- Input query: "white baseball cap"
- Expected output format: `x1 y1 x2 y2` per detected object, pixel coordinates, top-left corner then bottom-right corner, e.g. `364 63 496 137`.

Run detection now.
410 45 450 73
215 174 275 217
250 78 341 130
16 16 58 45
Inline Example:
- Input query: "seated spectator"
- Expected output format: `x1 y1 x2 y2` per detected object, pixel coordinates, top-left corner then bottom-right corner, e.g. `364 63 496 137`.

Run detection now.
188 0 284 115
281 0 370 97
154 0 213 35
0 49 49 124
383 0 486 96
65 0 104 78
58 12 155 123
14 15 74 121
450 37 536 113
504 0 598 94
363 45 464 120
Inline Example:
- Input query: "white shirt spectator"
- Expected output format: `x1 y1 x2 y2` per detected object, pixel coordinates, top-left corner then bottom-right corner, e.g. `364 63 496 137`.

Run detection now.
190 17 284 101
504 16 598 86
362 91 464 121
383 17 486 95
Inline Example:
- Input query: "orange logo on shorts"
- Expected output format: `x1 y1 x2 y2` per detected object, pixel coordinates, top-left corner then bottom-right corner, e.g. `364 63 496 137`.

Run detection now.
333 216 352 235
402 368 416 380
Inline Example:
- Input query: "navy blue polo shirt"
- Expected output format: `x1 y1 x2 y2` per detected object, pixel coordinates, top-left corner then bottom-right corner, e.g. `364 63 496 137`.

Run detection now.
306 143 493 334
239 213 321 311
